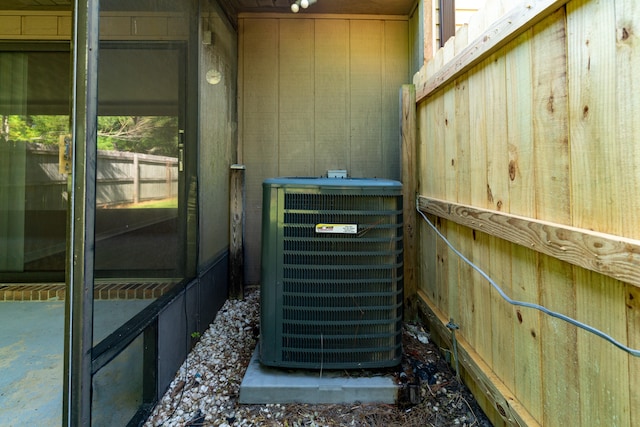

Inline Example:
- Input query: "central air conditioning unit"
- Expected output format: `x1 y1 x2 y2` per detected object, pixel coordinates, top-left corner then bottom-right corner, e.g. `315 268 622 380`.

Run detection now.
259 177 404 369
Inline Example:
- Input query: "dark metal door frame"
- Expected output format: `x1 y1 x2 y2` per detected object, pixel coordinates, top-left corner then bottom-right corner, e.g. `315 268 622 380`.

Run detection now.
63 1 199 424
63 0 99 424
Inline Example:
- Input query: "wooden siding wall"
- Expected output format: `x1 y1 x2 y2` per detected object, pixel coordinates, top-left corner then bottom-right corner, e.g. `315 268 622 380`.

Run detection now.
198 6 239 266
413 0 640 426
0 11 188 40
239 15 409 284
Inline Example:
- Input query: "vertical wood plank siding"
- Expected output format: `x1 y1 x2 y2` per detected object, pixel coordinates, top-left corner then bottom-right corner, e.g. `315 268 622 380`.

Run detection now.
414 0 640 425
239 16 409 284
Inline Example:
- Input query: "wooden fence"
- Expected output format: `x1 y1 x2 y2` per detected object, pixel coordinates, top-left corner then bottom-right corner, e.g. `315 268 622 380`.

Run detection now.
1 143 178 267
16 143 179 210
405 0 640 425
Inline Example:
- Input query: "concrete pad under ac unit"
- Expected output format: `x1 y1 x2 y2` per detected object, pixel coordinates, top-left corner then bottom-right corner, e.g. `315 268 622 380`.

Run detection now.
238 346 399 405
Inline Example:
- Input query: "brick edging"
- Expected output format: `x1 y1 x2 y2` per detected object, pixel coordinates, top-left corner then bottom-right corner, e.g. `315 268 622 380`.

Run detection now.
0 282 175 301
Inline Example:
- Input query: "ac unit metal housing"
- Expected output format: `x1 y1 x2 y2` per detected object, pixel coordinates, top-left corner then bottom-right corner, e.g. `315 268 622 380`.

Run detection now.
260 177 403 369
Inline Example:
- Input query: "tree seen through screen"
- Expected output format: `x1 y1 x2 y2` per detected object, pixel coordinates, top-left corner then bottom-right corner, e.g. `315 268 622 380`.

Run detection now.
1 114 178 156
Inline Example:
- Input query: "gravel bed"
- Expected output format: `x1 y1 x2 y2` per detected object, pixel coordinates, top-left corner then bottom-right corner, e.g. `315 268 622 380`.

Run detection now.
144 289 492 427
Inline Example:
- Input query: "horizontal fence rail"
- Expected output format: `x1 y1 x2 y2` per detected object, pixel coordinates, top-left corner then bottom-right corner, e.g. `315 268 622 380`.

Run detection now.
11 143 178 210
418 196 640 289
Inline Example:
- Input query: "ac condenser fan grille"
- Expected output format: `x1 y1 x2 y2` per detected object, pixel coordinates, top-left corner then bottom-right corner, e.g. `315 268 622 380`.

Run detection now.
260 178 403 369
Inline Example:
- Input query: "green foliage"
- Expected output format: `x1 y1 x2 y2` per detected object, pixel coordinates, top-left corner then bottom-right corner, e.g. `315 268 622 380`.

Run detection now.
4 114 178 156
97 116 178 155
6 115 69 144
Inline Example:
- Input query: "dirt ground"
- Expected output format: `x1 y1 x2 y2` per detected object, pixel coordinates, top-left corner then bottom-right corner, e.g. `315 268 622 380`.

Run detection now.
237 321 494 427
146 290 494 427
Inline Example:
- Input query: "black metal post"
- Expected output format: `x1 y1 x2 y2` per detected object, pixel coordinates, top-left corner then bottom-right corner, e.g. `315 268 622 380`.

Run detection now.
63 0 99 424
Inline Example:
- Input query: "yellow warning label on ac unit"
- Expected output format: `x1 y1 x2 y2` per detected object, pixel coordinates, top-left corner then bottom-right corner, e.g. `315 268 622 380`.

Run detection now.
315 224 358 234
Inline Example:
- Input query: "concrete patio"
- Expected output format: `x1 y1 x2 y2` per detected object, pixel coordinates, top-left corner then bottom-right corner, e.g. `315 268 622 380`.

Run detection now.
0 297 153 426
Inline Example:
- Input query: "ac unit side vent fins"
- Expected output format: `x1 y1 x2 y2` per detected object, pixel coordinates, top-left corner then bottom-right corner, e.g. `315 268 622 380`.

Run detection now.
260 177 403 369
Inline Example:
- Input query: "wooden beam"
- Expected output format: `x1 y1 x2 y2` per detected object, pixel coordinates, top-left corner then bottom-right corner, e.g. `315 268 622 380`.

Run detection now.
418 196 640 289
401 85 418 318
416 0 570 103
229 164 245 299
417 290 540 427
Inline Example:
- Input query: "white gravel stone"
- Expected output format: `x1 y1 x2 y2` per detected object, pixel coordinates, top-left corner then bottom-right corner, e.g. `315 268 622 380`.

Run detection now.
144 290 261 427
143 288 491 427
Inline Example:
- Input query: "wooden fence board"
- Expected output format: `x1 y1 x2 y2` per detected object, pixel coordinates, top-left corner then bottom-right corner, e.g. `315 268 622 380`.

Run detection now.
489 233 514 390
567 0 618 234
466 56 493 364
615 0 640 241
504 27 541 422
539 255 579 427
434 92 447 312
443 39 457 205
471 237 492 369
484 54 508 213
568 1 631 425
418 197 640 290
484 46 515 390
576 271 630 427
628 284 640 427
506 31 534 219
532 9 570 222
419 217 438 307
465 0 487 40
419 84 438 302
421 61 436 199
401 84 418 315
532 11 580 422
531 9 573 425
432 49 446 203
431 49 449 313
451 26 475 350
467 3 495 369
453 25 471 207
510 244 541 422
441 39 459 322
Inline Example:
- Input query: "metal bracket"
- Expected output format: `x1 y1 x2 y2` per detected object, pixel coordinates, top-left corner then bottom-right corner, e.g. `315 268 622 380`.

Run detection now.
446 318 461 380
178 129 185 172
59 134 72 174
